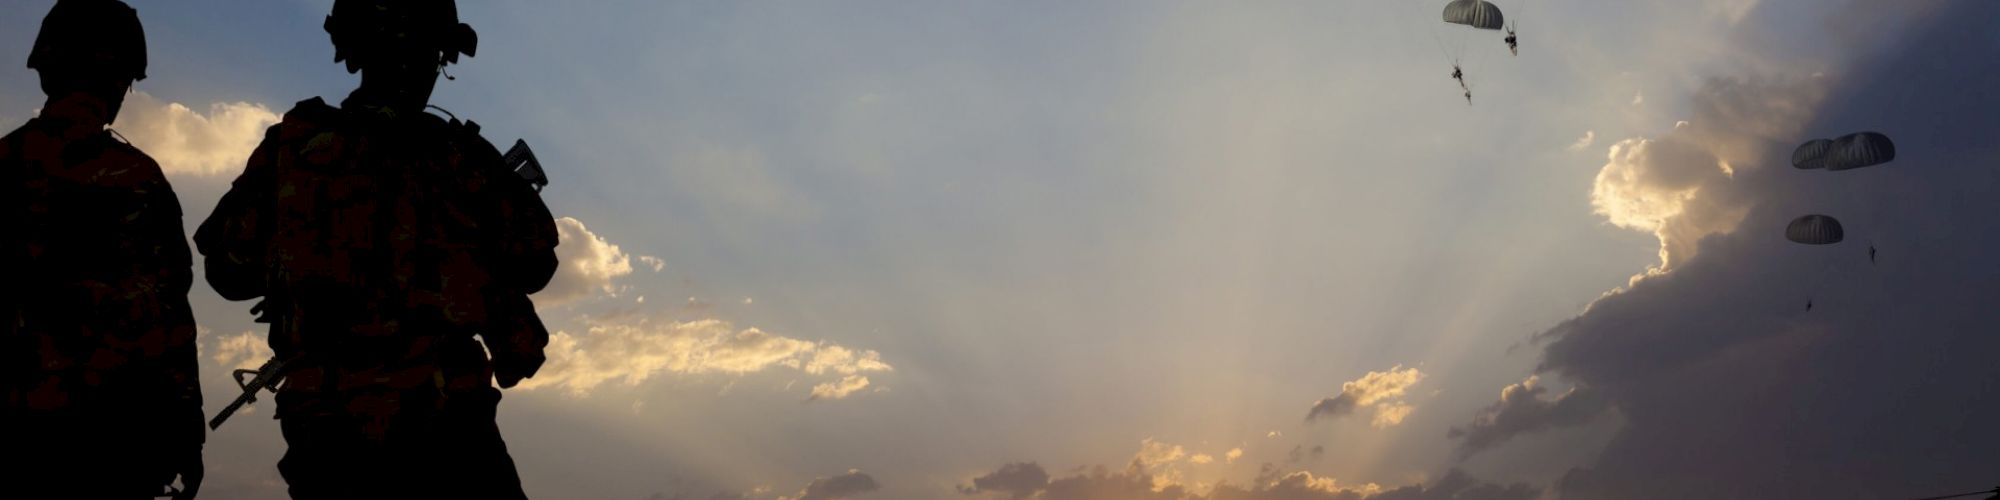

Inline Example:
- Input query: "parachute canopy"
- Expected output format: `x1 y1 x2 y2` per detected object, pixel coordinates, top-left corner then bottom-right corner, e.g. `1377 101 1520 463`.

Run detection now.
1824 131 1895 171
1786 215 1844 245
1443 0 1505 30
1791 139 1832 169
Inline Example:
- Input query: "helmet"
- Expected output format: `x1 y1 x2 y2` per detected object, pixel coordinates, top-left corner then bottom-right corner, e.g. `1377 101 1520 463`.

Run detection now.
26 0 147 81
324 0 478 74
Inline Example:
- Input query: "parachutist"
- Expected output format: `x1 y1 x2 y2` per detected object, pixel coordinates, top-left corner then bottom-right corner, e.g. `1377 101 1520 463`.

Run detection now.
1464 90 1473 105
1869 245 1877 264
1806 299 1813 312
1506 29 1518 56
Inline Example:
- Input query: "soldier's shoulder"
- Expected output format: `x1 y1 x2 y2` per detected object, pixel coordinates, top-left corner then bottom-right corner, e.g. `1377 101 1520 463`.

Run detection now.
100 133 170 183
427 113 502 157
271 97 345 139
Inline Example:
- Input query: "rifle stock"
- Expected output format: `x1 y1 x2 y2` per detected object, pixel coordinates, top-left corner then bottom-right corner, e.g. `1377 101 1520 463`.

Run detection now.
208 357 284 430
208 299 289 430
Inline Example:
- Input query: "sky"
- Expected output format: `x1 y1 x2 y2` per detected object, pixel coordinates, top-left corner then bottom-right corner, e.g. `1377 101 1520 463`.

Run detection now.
3 0 1997 499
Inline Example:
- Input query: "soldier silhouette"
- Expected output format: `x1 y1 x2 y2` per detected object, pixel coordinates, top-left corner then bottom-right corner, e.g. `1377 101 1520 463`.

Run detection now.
194 0 557 498
1 1 205 498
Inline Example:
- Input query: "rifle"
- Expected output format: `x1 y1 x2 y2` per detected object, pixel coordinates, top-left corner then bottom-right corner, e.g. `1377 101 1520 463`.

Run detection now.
491 137 552 388
208 300 288 430
504 139 547 193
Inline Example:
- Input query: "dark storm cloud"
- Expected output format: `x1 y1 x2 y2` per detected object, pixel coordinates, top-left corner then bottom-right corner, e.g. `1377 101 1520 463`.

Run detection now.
1447 377 1607 459
1456 1 2000 498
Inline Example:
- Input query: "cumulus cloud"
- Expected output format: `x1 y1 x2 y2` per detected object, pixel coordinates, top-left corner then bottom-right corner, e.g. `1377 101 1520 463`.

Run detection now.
782 470 879 500
1589 77 1824 272
209 331 273 371
1463 4 2000 498
1304 366 1424 428
1567 130 1597 152
1446 376 1607 459
517 317 892 398
111 91 280 177
538 217 637 305
1224 448 1243 464
807 375 872 401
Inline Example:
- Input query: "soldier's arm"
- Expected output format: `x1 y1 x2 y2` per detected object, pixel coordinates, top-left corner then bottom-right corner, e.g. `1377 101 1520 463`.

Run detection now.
464 130 558 294
146 181 207 457
193 127 283 301
463 132 557 385
499 175 558 294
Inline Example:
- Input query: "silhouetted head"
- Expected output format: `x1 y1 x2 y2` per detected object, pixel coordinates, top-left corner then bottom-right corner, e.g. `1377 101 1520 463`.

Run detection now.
27 0 146 124
325 0 477 113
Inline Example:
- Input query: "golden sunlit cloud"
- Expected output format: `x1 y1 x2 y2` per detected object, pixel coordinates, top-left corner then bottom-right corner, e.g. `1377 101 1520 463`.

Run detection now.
210 330 273 371
1306 365 1426 428
1591 135 1741 271
111 91 279 178
637 255 666 272
519 317 892 399
1567 130 1597 152
539 217 636 305
1590 78 1825 273
808 375 873 401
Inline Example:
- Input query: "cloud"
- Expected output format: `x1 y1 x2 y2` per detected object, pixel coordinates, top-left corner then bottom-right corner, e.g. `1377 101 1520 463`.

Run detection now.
638 255 667 272
804 345 894 375
1704 0 1759 25
1465 3 2000 498
783 470 879 500
1567 130 1596 152
537 217 638 305
1224 448 1243 464
960 462 1051 499
209 330 273 371
1304 366 1424 428
1284 445 1324 465
1358 469 1538 500
1188 454 1215 465
1207 466 1381 500
957 460 1533 500
109 92 280 178
807 375 872 401
1446 376 1607 459
1630 92 1643 106
518 317 892 397
1589 77 1823 272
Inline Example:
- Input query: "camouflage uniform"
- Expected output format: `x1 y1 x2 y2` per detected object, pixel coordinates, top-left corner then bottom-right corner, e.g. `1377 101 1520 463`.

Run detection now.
1 115 203 498
195 93 556 499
